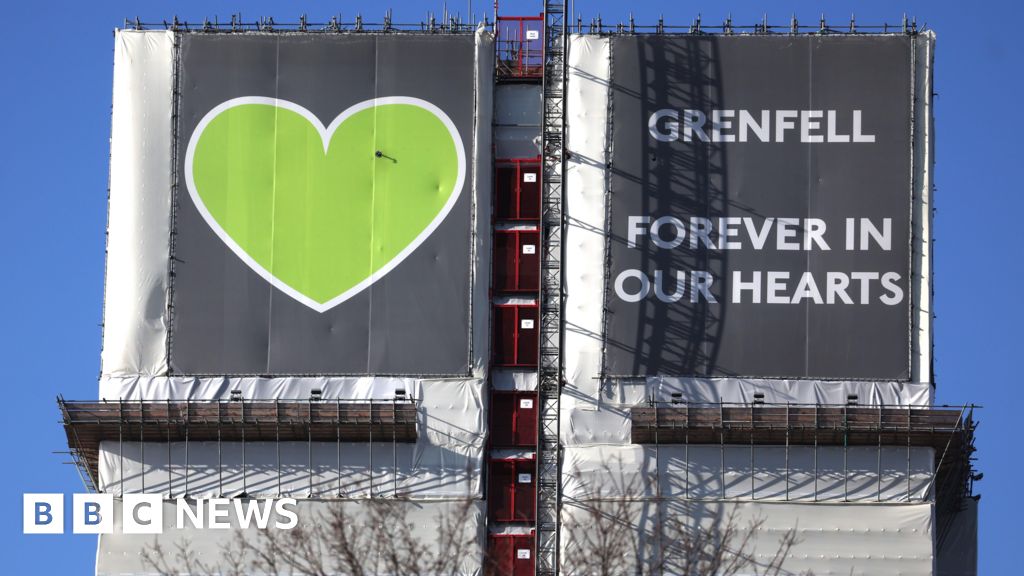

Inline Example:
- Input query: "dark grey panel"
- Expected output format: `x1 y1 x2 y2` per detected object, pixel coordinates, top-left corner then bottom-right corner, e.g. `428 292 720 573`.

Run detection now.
605 36 912 379
170 34 476 375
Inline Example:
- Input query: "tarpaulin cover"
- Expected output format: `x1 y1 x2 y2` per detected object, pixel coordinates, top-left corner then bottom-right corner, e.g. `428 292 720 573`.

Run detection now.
98 378 485 498
562 444 934 503
560 500 934 576
96 499 484 575
101 29 494 384
101 31 175 377
936 497 977 576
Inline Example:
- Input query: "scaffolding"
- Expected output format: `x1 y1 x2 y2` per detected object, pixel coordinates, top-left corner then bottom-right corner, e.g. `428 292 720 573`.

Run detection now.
495 15 544 79
58 396 417 496
121 13 481 34
632 401 977 546
536 2 567 575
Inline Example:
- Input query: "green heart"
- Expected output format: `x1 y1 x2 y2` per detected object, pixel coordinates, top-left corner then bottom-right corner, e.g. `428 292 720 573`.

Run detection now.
185 97 464 311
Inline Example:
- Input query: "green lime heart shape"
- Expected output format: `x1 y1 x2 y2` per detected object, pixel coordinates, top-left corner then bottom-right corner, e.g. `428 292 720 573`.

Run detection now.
185 97 465 312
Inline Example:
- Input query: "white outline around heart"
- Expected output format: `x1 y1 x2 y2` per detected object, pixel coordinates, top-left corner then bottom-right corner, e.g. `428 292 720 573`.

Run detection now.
183 96 466 313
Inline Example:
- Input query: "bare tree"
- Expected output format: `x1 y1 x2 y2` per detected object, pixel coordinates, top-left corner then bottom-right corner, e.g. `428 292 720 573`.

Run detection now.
560 457 805 576
142 457 805 576
141 498 479 575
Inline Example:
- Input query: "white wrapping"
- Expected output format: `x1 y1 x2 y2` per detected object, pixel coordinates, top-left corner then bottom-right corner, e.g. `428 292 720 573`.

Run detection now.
561 500 934 576
652 377 934 406
563 35 611 402
562 445 934 503
96 499 484 576
100 375 425 401
490 369 538 391
101 30 174 377
912 33 935 384
99 379 484 498
494 84 542 127
471 27 495 377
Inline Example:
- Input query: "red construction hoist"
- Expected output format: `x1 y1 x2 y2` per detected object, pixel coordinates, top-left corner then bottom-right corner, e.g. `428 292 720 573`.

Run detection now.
487 16 545 575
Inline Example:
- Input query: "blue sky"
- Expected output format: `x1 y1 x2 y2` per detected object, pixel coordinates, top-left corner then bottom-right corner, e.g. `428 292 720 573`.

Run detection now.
0 0 1018 573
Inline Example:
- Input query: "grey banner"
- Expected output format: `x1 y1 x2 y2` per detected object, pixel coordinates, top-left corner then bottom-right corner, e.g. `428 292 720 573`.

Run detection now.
606 36 913 379
170 34 477 375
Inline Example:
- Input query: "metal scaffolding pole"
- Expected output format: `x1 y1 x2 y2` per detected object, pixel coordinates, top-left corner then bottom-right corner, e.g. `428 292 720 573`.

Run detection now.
537 1 567 573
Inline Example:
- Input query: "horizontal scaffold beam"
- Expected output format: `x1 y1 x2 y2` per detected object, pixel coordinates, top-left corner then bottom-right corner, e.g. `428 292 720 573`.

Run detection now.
59 398 418 491
631 404 972 450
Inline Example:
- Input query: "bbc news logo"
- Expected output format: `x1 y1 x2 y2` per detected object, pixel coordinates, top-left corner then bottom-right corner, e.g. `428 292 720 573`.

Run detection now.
23 494 298 534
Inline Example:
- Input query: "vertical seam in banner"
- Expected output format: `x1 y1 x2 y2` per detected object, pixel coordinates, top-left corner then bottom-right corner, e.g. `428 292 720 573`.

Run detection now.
598 38 614 387
468 32 480 375
166 30 182 377
265 37 283 374
367 36 378 375
804 37 813 377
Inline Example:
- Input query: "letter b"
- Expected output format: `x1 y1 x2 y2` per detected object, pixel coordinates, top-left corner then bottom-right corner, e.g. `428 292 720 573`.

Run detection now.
23 494 63 534
74 494 114 534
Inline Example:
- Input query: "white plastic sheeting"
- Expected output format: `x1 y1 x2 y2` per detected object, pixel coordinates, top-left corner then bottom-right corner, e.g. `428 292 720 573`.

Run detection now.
494 84 542 158
562 445 934 503
911 33 935 384
101 375 420 401
560 500 935 576
99 379 485 498
563 35 610 402
652 378 934 406
490 369 538 391
470 28 495 378
101 30 174 377
96 499 484 575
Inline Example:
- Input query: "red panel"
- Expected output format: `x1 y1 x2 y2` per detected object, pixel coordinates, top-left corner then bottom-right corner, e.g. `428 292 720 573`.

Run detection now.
515 306 539 366
488 460 515 522
492 306 519 366
493 230 540 293
488 459 535 523
490 393 516 446
486 533 535 576
493 305 538 367
486 535 513 576
513 393 538 447
518 164 541 220
490 391 537 448
495 163 520 220
517 230 540 291
495 159 541 221
493 231 518 292
513 460 536 521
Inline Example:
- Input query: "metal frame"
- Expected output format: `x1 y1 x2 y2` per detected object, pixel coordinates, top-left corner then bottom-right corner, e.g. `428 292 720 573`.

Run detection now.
124 12 481 34
634 401 976 508
58 396 417 496
495 15 545 79
536 2 567 574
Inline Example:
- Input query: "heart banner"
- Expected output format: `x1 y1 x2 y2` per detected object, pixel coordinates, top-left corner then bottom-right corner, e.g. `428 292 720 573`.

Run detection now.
185 96 465 312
